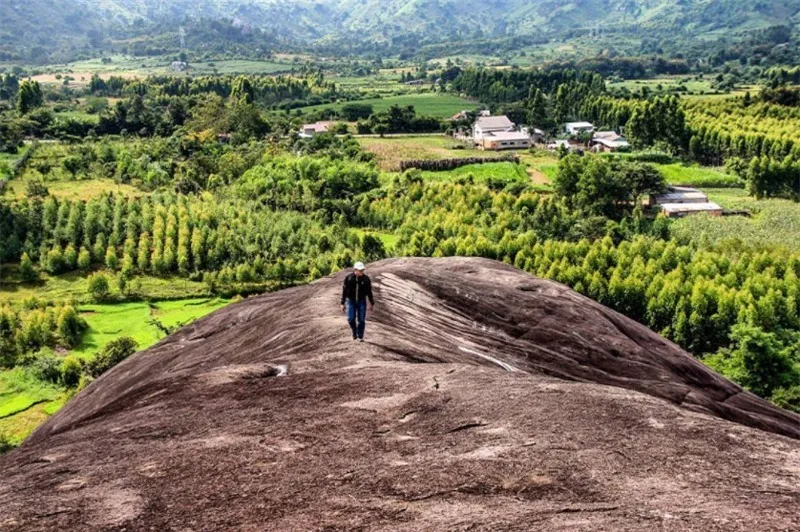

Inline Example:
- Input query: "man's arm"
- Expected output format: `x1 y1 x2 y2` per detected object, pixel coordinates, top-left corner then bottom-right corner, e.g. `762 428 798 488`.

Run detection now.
341 275 349 306
366 276 375 306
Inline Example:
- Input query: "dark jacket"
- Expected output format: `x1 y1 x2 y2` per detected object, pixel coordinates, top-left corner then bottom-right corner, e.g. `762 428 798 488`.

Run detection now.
341 273 374 305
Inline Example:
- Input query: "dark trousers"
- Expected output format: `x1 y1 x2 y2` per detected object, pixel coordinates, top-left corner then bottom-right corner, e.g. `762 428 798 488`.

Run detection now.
346 299 367 339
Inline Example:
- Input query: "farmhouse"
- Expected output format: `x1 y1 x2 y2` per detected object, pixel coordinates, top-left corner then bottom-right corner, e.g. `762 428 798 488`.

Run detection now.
473 115 515 141
591 131 630 152
565 121 595 136
298 121 331 138
472 115 533 150
651 186 723 218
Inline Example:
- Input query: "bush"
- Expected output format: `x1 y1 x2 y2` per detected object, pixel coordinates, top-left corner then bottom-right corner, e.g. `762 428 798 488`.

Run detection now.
87 273 110 302
19 252 37 282
87 336 137 378
30 350 62 384
60 356 82 388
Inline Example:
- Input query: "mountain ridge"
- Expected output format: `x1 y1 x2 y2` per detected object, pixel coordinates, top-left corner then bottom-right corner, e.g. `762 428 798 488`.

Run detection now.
2 0 798 62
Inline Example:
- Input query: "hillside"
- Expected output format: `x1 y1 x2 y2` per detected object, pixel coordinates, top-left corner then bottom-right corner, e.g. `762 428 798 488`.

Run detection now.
1 0 799 62
1 258 798 530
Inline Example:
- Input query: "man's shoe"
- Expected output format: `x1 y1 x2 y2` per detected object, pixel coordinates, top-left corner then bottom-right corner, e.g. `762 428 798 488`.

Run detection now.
357 338 364 343
353 336 358 341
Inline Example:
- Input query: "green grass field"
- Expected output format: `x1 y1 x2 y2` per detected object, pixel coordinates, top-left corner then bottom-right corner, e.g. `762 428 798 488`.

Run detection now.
420 161 530 183
298 93 479 118
653 163 743 188
0 296 230 444
71 298 230 359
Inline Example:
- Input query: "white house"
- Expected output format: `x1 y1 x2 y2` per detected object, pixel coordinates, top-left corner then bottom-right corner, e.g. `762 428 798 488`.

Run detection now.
472 115 534 150
298 121 331 138
473 115 515 142
591 131 630 152
565 121 595 136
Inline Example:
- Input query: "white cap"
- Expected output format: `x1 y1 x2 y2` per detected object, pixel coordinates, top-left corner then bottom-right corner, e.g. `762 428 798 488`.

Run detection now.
354 262 366 271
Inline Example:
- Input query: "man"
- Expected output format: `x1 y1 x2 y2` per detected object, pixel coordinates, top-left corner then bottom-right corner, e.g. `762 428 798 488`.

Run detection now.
340 262 374 342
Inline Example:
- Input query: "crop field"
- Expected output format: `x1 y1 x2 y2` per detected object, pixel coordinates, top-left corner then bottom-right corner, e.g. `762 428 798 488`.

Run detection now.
671 188 800 251
6 177 141 201
298 93 479 119
359 135 502 170
653 163 743 188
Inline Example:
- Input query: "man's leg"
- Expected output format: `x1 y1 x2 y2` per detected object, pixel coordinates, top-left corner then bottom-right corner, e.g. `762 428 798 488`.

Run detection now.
356 300 367 340
346 300 358 339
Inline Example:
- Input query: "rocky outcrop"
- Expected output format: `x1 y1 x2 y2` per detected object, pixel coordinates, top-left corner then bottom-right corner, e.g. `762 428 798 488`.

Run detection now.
1 257 798 531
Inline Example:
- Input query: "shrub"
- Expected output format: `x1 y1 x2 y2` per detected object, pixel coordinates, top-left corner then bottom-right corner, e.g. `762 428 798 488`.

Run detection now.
61 356 82 388
30 350 62 384
87 273 110 302
19 252 37 282
87 336 137 378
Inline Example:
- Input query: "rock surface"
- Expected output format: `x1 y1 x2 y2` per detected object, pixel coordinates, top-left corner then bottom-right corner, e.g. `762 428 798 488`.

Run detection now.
1 257 799 531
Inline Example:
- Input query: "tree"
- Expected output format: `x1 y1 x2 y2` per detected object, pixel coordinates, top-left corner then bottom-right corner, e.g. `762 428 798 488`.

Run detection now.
19 252 37 282
87 336 137 377
57 306 85 348
105 245 119 270
17 80 43 114
77 247 92 272
87 273 110 302
704 324 799 399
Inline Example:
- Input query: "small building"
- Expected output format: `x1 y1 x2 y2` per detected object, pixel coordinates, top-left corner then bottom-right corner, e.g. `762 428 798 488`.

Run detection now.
298 121 331 138
450 110 471 121
591 131 630 152
479 131 533 151
651 186 723 218
404 79 426 86
659 202 723 218
565 121 595 136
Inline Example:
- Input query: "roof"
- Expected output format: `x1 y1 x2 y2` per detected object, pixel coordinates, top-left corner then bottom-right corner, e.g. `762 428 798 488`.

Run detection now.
300 121 331 133
593 131 623 140
660 202 722 213
566 121 594 129
654 186 709 204
484 131 531 141
593 137 630 149
475 115 514 130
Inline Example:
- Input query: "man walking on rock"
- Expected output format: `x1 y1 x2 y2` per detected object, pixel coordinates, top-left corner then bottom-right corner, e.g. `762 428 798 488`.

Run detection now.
341 262 375 342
